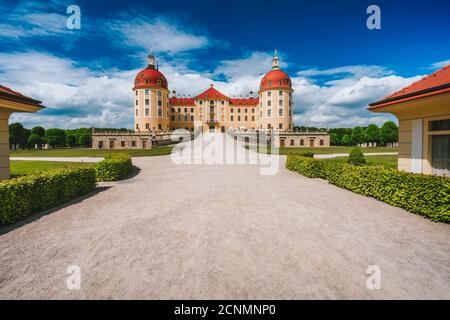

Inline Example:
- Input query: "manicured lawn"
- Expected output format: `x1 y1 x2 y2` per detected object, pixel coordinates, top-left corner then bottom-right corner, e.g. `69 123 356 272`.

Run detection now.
10 146 173 158
10 160 95 176
323 154 398 169
251 145 398 155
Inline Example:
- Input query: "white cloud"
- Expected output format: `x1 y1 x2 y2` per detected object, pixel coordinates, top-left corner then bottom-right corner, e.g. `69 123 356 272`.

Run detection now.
297 65 393 79
430 59 450 69
106 16 211 55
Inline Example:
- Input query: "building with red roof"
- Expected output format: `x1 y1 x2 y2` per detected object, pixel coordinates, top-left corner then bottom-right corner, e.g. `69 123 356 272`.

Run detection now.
0 85 44 180
369 65 450 176
93 50 330 150
131 49 295 134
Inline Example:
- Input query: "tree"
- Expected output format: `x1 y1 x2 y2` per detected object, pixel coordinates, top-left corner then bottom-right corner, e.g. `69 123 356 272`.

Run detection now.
66 134 77 148
28 133 43 148
348 147 366 165
31 126 45 137
364 124 380 147
351 126 365 146
381 121 398 146
9 122 27 149
45 128 66 148
341 134 351 146
79 133 92 148
330 133 340 146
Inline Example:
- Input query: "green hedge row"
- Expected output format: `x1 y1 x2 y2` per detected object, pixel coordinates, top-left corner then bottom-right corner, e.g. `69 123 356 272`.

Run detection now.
95 153 133 181
0 167 97 225
286 155 450 223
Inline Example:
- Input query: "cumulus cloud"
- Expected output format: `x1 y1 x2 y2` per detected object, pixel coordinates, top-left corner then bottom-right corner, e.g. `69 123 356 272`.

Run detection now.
106 16 211 55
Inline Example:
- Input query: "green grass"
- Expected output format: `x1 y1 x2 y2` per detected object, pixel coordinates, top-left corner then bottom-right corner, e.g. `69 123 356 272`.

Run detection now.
323 154 398 169
250 145 398 155
10 160 95 177
10 146 173 158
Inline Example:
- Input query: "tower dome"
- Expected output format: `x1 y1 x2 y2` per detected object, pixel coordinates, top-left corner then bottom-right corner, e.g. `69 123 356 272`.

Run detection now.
133 51 168 90
260 49 292 92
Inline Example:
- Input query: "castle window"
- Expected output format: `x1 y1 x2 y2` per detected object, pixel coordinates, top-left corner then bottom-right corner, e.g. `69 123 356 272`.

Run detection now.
158 124 162 130
171 108 175 112
135 100 138 106
320 139 324 146
245 116 248 122
279 100 283 106
279 123 283 129
158 109 162 117
145 80 149 84
184 114 188 121
178 108 181 112
199 101 203 105
252 116 255 121
268 80 272 86
300 139 304 146
267 109 271 117
279 109 283 116
135 109 138 116
158 100 162 107
244 108 248 113
231 116 234 121
290 139 294 146
145 89 149 95
145 108 149 116
135 91 138 96
146 123 149 129
184 108 187 112
238 108 241 113
145 99 149 105
191 115 194 121
252 108 255 113
157 80 161 85
178 115 181 121
238 116 241 121
221 101 225 105
231 108 234 113
191 108 194 113
268 100 272 107
158 91 162 97
132 141 136 147
267 91 271 97
136 124 139 130
279 91 283 96
171 115 175 121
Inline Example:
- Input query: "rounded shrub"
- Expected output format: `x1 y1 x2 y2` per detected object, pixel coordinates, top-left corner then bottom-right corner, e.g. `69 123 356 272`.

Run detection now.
347 147 366 166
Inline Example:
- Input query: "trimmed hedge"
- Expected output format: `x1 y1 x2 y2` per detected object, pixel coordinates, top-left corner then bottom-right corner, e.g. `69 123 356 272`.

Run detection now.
286 155 450 223
0 167 97 225
95 153 133 181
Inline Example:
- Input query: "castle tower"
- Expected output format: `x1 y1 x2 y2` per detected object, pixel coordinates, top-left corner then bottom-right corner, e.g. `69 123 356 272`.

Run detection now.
258 49 293 131
133 51 170 132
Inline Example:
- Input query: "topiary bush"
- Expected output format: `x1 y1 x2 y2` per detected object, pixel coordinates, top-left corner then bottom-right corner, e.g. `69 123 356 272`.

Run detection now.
0 167 97 225
286 155 450 223
95 153 133 181
298 151 314 158
347 147 366 165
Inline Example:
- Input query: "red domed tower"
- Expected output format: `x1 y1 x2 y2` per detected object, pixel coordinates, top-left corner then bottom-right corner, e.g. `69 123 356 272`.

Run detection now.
133 51 170 132
258 50 293 131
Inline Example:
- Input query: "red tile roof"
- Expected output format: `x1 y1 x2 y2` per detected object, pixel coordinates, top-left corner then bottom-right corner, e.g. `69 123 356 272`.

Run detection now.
194 86 229 100
229 98 259 106
0 84 43 105
369 64 450 109
169 97 195 106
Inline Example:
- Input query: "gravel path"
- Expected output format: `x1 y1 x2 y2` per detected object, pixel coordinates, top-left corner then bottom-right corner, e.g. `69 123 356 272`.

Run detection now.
1 136 449 299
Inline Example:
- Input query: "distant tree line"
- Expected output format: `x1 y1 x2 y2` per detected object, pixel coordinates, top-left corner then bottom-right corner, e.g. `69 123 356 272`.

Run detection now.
8 124 131 150
293 121 399 147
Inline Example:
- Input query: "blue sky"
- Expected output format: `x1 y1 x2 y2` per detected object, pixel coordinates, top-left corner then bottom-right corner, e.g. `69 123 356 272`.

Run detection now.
1 0 449 129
